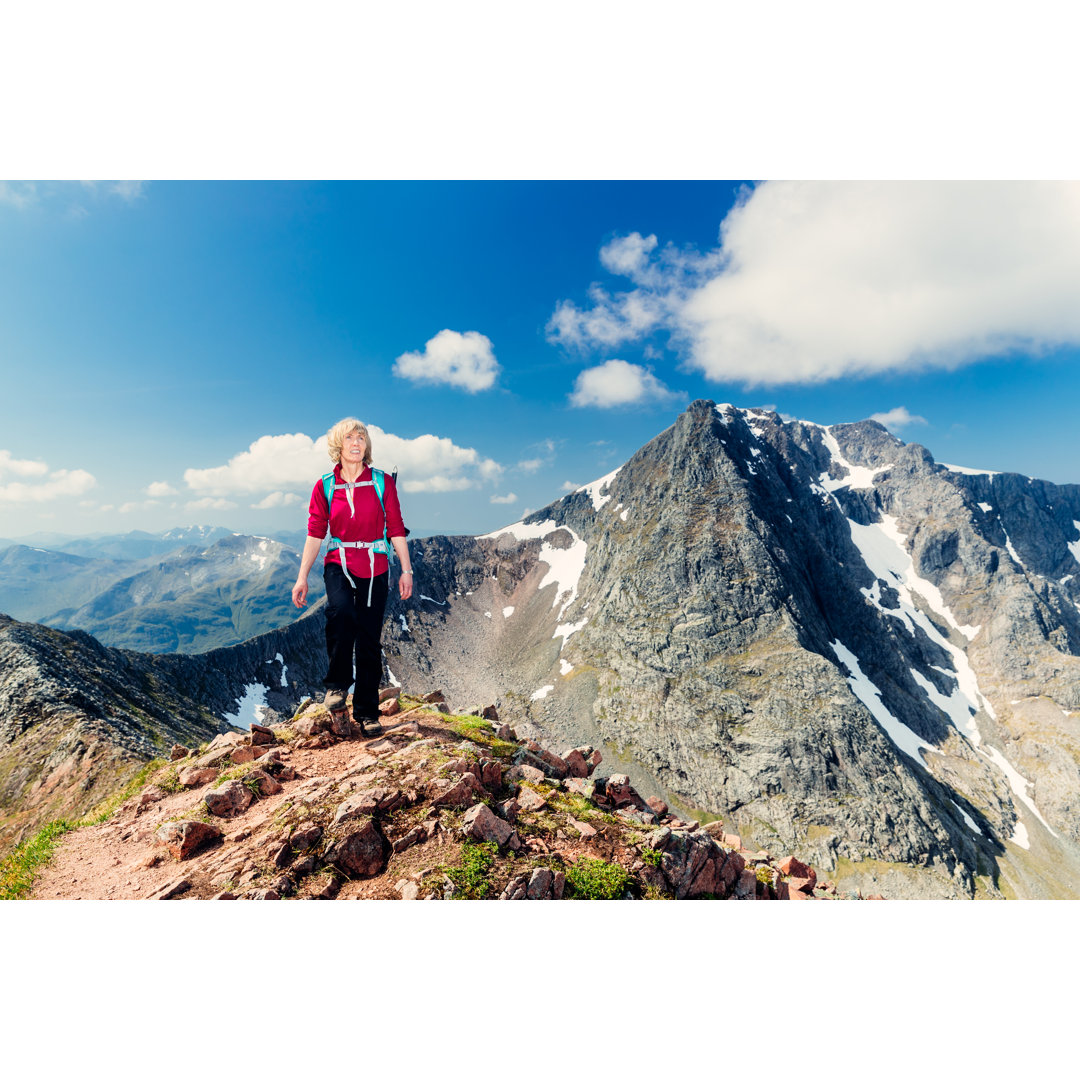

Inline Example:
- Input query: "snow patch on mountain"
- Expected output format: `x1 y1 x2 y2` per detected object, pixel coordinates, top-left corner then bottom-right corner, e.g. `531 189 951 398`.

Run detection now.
848 514 982 643
577 467 621 511
831 640 940 766
223 683 269 730
1068 521 1080 566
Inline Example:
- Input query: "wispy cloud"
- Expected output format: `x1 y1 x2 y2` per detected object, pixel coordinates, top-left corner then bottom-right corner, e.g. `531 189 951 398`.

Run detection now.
870 406 928 432
0 180 148 215
146 480 178 496
490 492 518 504
569 359 682 409
186 497 237 511
393 329 500 392
550 182 1080 387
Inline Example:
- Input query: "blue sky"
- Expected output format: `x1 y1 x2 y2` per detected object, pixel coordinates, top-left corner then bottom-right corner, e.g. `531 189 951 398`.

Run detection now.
3 180 1080 541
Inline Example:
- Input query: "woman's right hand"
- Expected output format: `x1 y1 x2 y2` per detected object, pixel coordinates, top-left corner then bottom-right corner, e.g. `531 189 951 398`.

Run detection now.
292 577 309 608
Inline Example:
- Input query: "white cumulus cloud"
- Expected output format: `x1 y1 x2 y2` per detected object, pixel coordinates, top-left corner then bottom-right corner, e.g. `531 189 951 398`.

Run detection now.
870 406 928 432
184 426 502 498
393 329 500 392
0 452 95 503
0 451 49 478
550 182 1080 387
147 480 178 497
490 492 518 504
569 359 681 409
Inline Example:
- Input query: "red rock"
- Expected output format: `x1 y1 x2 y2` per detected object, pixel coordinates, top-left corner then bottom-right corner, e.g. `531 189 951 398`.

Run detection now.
498 797 519 822
204 780 254 818
722 832 742 850
250 725 276 746
230 746 257 765
156 821 223 860
379 686 402 703
526 868 553 899
146 876 192 899
480 758 502 789
378 697 401 717
552 872 566 900
563 749 589 778
323 818 387 877
212 891 237 900
290 824 323 850
790 875 816 894
586 749 602 773
170 745 189 761
294 715 331 737
646 796 668 816
507 763 545 784
605 774 636 807
138 786 168 808
481 704 500 723
568 817 596 838
422 690 446 704
247 769 283 796
430 772 483 807
733 868 759 899
461 803 521 851
516 786 547 812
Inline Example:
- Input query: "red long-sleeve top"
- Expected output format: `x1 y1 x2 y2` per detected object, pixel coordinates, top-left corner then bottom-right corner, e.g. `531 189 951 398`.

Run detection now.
307 464 407 579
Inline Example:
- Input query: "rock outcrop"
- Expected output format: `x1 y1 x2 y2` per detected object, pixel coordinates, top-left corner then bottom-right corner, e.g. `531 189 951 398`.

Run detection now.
24 695 852 901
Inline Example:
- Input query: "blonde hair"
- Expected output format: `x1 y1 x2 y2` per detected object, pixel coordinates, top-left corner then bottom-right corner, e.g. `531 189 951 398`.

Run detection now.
326 417 373 466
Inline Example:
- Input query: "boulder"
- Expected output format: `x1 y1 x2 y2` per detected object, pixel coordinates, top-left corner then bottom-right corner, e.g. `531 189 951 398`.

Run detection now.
646 796 669 816
294 714 332 737
250 724 276 746
204 780 254 818
323 819 387 878
646 828 741 899
178 764 218 790
379 686 402 703
516 786 547 812
157 821 223 860
778 855 817 891
230 746 257 765
334 787 405 825
247 769 283 797
378 697 401 717
460 803 521 851
562 749 589 778
169 745 189 761
429 772 483 807
290 824 323 851
605 774 637 807
506 763 545 784
526 868 553 899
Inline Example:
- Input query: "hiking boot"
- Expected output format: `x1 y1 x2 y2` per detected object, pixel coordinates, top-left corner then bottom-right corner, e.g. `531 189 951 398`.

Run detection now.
357 716 384 738
324 688 347 712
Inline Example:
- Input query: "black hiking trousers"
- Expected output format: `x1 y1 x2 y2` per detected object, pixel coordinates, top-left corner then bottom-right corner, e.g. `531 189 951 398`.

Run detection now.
323 562 388 722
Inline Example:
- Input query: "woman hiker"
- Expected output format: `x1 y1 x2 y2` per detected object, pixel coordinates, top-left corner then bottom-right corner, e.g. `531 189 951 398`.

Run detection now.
291 417 413 736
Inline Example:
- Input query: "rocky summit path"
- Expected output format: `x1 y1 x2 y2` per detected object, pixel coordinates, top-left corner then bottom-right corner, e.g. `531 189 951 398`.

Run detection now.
30 692 854 901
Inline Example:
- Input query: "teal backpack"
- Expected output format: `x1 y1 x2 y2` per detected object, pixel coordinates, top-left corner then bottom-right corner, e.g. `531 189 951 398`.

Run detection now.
321 467 395 605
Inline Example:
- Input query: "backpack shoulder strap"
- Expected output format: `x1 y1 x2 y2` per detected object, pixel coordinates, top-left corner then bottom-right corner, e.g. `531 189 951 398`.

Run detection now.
321 471 335 509
371 467 385 508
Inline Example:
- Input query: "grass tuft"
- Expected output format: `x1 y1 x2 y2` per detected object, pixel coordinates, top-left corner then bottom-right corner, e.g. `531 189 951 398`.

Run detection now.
564 857 632 900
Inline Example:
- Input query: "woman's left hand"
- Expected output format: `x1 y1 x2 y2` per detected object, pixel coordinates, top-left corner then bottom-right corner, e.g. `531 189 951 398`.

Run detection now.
399 570 413 600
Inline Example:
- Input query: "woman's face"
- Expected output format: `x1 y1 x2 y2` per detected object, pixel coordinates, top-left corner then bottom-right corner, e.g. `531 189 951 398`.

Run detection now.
342 429 367 464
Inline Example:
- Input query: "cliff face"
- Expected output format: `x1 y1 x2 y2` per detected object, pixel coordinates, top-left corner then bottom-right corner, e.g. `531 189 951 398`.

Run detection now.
378 401 1080 898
